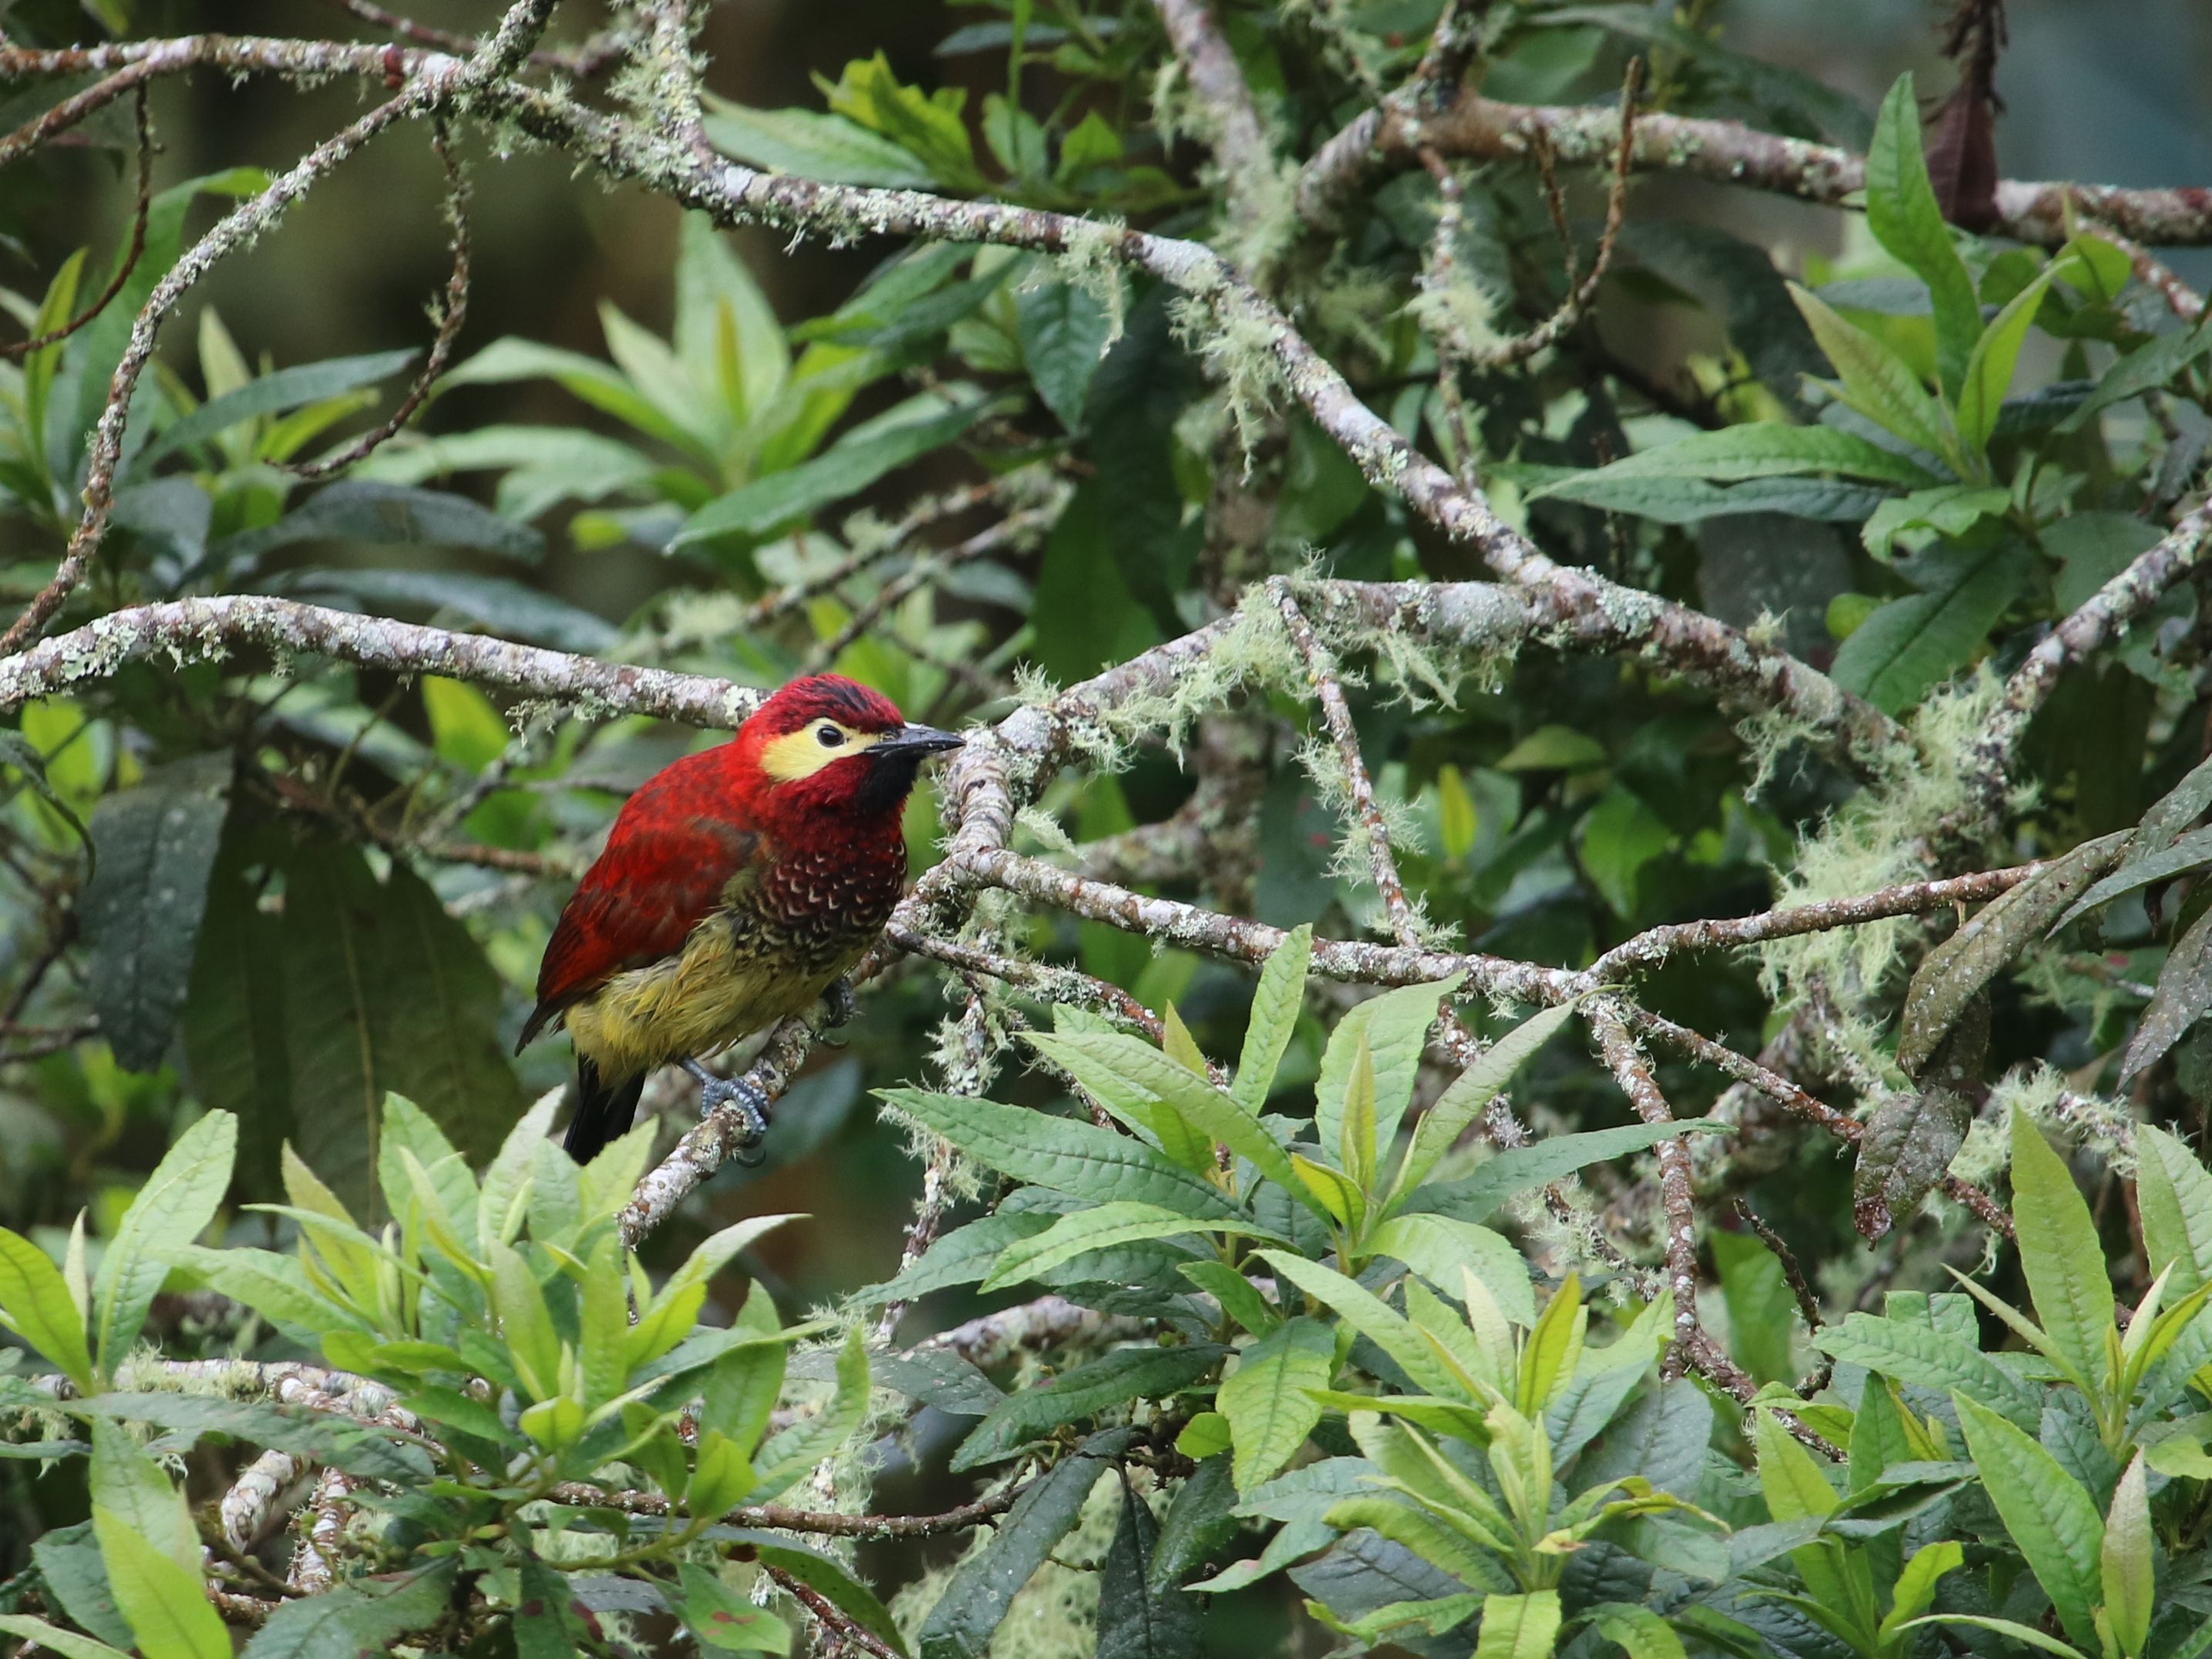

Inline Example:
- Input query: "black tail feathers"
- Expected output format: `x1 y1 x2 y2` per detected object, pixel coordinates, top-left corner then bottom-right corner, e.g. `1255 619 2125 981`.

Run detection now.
564 1055 645 1164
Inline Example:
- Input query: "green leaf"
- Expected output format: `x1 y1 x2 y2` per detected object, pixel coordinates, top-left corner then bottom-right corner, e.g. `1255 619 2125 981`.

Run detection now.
93 1110 235 1381
1892 1617 2089 1658
1954 1394 2105 1647
1148 1455 1239 1593
2061 310 2212 432
675 213 790 429
79 752 231 1074
89 1422 192 1577
1864 74 1981 399
675 393 996 545
854 1211 1052 1305
439 337 699 452
1875 1541 1963 1642
1471 1590 1561 1659
1711 1230 1795 1386
877 1089 1242 1220
1588 1604 1688 1659
1859 483 2010 560
1177 1260 1282 1337
817 53 985 190
0 1618 133 1659
82 1393 428 1483
1218 1317 1334 1493
280 839 524 1214
1513 468 1890 526
675 1562 793 1653
1254 1250 1463 1398
1958 261 2078 457
210 480 544 566
1851 1079 1971 1242
1234 925 1311 1113
1018 280 1113 432
131 348 417 473
917 1429 1130 1659
1813 1311 2042 1428
1532 421 1940 490
1830 540 2031 714
0 1227 93 1391
2102 1453 2153 1658
1393 1001 1580 1200
1409 1121 1728 1224
1029 1018 1213 1170
1019 1031 1309 1210
2005 1108 2116 1393
1314 977 1465 1166
951 1345 1224 1471
1787 284 1955 463
1894 830 2130 1075
2125 901 2212 1082
735 1538 907 1657
703 96 937 187
1096 1477 1205 1659
2135 1123 2212 1295
2057 826 2212 933
981 1200 1247 1291
240 1561 457 1657
87 1522 228 1659
1363 1214 1535 1326
32 1523 134 1648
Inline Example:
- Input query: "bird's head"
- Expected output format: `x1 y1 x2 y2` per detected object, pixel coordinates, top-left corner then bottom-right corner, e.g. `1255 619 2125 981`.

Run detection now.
735 674 962 828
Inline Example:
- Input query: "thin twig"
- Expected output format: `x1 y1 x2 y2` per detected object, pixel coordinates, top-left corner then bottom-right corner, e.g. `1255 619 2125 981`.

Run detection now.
2 85 153 362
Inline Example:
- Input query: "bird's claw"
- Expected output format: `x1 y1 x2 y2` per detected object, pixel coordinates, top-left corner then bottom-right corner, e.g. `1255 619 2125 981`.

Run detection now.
685 1059 771 1166
820 978 859 1028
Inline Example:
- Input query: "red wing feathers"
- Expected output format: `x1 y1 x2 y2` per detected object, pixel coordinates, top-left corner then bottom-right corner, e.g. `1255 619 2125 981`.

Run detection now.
517 750 763 1052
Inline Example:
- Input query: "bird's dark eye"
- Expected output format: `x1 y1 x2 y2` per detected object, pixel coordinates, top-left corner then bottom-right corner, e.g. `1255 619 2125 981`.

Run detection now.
816 725 847 749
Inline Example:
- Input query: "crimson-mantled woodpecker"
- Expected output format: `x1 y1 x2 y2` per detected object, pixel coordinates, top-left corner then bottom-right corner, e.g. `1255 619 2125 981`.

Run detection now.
517 675 961 1162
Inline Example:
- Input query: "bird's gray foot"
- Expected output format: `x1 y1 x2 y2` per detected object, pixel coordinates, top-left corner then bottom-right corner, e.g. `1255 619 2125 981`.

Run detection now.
682 1057 770 1163
821 977 859 1028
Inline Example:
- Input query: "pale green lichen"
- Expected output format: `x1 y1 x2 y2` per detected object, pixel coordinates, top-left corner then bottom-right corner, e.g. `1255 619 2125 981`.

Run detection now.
1053 219 1132 345
1758 672 2003 1015
1168 289 1285 465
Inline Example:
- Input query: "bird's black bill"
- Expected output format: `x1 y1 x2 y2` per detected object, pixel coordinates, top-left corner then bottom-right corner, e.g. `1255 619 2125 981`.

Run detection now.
874 724 964 759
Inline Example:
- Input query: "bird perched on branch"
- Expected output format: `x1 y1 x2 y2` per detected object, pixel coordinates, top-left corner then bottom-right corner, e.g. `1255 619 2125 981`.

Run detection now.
517 675 961 1163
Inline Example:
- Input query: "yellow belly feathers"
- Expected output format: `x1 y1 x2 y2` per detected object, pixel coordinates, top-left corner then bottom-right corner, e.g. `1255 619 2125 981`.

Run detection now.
561 911 855 1082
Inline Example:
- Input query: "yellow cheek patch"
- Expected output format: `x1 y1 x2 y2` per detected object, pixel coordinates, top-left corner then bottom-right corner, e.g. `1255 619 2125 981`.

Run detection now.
758 723 882 782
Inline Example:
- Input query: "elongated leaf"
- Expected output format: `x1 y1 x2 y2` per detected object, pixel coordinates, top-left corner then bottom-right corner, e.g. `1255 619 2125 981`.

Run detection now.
93 1111 235 1381
2135 1122 2212 1294
1519 466 1890 525
676 395 995 545
131 348 416 473
1472 1590 1561 1659
951 1345 1223 1471
81 1392 428 1482
854 1211 1053 1304
981 1200 1248 1291
675 1562 793 1653
79 753 231 1073
1314 977 1464 1165
0 1228 92 1391
274 568 618 653
1148 1456 1239 1593
2102 1454 2152 1658
1019 280 1114 432
878 1089 1241 1220
1589 1604 1688 1659
183 828 292 1194
0 1617 132 1659
1864 74 1981 399
1893 1616 2090 1658
918 1428 1131 1659
1954 1395 2104 1647
1024 1030 1310 1209
1813 1311 2041 1428
1408 1121 1727 1224
2006 1110 2115 1393
89 1422 193 1575
1875 1541 1963 1641
241 1561 456 1657
1096 1475 1205 1659
212 481 544 566
732 1537 907 1657
1254 1251 1462 1398
1860 483 2011 560
2062 310 2212 432
1394 1001 1580 1199
1832 540 2032 715
2058 825 2212 933
1853 1015 1978 1241
1218 1317 1333 1493
31 1523 133 1648
89 1520 228 1659
1533 422 1939 490
1234 925 1311 1113
1788 284 1954 463
281 839 524 1213
1894 831 2130 1075
704 97 937 187
1364 1214 1535 1325
1958 262 2075 456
